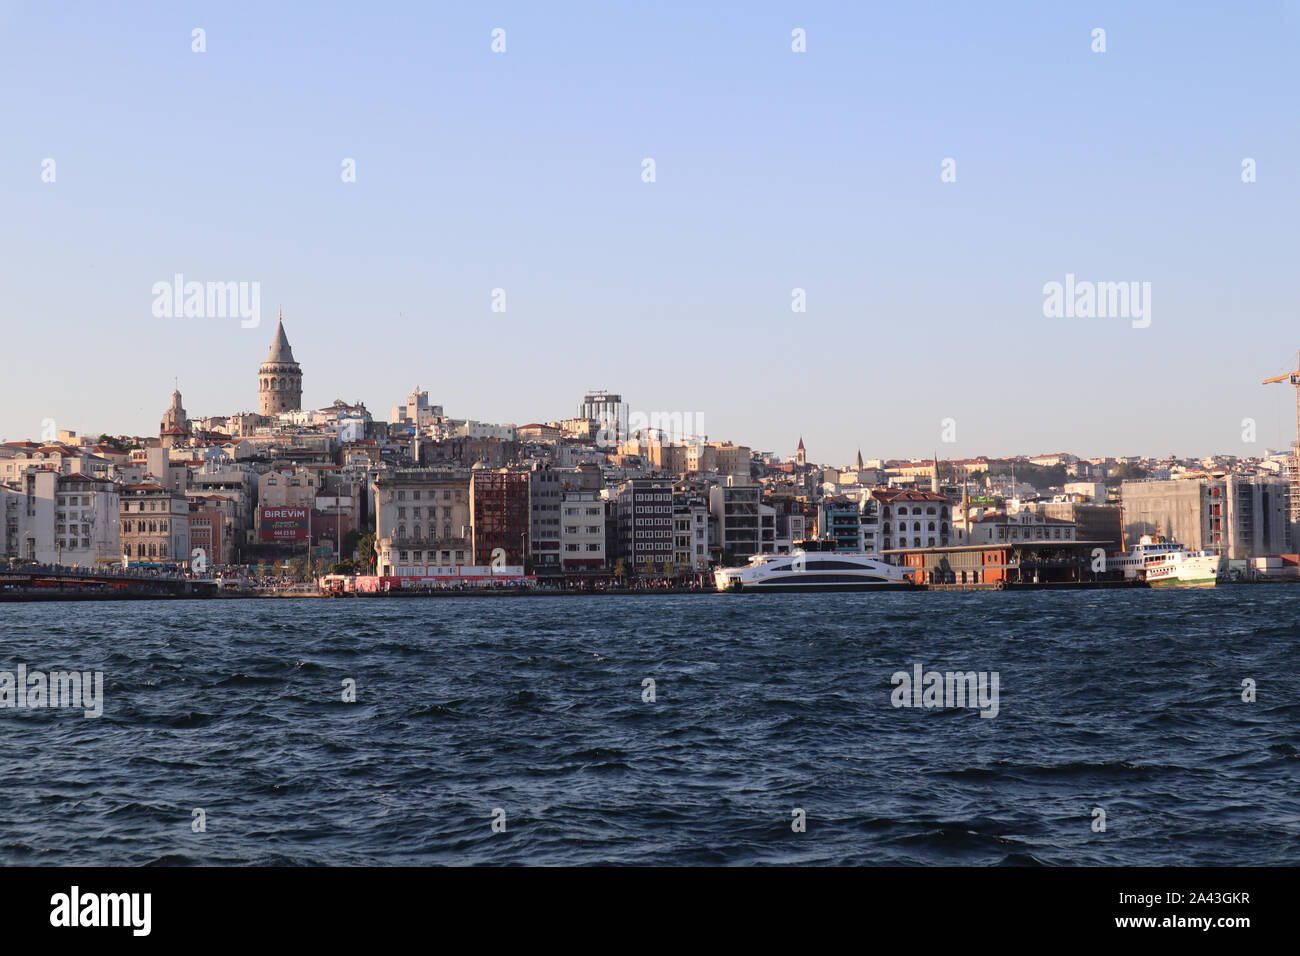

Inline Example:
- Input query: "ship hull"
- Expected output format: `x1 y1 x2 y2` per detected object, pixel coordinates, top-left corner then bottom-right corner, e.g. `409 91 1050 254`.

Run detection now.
1144 554 1222 589
714 553 912 592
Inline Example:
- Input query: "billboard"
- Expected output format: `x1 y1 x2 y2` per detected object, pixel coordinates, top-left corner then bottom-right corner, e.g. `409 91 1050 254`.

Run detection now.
260 506 309 542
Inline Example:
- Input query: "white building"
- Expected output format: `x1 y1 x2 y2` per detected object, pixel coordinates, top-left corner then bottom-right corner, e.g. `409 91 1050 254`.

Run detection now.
560 490 606 571
967 511 1077 545
2 471 120 565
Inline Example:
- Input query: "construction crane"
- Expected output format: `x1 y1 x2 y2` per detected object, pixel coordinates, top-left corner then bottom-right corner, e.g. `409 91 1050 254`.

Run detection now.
1261 350 1300 528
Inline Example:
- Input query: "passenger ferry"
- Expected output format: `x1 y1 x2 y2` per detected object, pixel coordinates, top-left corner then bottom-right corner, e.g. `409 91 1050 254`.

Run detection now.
1108 535 1222 589
713 542 914 592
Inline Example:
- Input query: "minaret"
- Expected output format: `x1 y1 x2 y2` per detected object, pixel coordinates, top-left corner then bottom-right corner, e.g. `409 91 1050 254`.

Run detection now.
856 449 864 471
259 308 303 416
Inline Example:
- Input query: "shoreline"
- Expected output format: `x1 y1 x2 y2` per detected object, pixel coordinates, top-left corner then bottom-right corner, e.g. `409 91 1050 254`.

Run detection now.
3 578 1294 602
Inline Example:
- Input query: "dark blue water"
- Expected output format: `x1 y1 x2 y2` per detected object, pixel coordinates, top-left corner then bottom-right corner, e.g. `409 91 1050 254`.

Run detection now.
1 590 1296 865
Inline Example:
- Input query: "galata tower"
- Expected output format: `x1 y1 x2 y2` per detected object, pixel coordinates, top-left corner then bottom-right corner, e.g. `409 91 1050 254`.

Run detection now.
259 309 303 416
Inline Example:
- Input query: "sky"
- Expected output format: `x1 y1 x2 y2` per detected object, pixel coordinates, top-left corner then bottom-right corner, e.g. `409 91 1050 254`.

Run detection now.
2 1 1298 465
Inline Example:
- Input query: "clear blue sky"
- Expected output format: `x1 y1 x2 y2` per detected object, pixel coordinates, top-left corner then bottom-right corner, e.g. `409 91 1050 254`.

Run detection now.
2 1 1298 464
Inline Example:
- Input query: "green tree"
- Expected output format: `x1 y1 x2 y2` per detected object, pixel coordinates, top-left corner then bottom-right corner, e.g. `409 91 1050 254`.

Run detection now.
342 528 362 560
1106 462 1148 486
356 532 377 568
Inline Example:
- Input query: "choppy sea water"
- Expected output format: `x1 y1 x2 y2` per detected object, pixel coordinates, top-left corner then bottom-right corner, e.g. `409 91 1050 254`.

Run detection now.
1 590 1297 866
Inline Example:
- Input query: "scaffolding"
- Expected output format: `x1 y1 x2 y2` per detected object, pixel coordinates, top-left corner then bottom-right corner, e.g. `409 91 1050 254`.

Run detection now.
469 470 529 564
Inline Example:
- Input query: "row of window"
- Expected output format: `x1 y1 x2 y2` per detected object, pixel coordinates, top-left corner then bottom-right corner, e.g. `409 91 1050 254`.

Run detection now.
396 550 467 562
395 489 460 501
564 544 603 552
396 507 455 519
123 520 169 533
883 506 949 517
395 525 456 540
563 526 602 535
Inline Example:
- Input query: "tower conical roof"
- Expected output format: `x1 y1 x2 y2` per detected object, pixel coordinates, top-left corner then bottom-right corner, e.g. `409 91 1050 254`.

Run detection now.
265 312 296 364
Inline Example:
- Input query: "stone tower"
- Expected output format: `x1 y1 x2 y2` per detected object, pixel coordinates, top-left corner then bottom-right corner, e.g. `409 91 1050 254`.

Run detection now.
259 309 303 416
159 387 190 448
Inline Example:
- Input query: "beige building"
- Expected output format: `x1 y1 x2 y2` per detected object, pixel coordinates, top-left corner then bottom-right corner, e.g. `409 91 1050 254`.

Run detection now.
374 469 472 575
258 467 320 511
1121 476 1290 559
120 483 191 565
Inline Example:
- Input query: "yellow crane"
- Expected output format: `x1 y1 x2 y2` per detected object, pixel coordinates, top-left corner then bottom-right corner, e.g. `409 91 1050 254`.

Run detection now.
1262 350 1300 432
1262 350 1300 525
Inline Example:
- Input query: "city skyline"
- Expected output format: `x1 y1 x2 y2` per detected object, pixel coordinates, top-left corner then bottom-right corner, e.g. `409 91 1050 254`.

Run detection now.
3 1 1298 460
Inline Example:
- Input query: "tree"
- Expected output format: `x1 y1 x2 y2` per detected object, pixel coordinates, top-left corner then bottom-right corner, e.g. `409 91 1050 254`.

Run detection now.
613 558 627 581
661 561 674 578
641 557 655 577
356 532 377 568
1106 462 1148 487
341 528 362 560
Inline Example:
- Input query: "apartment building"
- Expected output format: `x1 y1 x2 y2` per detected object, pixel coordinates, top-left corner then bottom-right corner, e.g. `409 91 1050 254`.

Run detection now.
559 489 606 571
120 483 191 566
0 471 120 565
528 464 564 574
374 468 472 576
613 479 675 571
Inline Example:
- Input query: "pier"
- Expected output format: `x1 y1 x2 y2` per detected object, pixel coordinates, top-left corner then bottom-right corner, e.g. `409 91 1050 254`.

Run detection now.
0 565 218 601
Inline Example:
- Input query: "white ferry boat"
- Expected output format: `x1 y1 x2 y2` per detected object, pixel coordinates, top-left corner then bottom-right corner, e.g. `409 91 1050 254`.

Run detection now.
1108 535 1222 589
714 544 914 592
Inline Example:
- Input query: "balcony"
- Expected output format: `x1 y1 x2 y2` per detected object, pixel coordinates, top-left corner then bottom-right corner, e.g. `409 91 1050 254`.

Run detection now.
387 536 469 548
